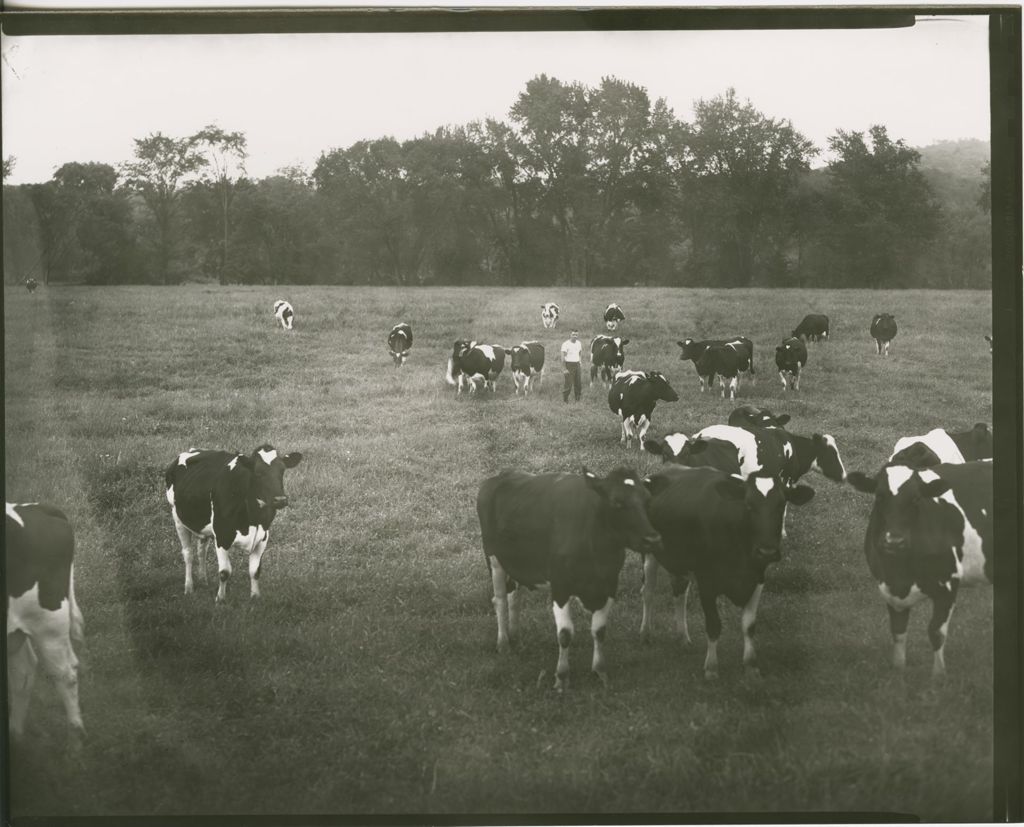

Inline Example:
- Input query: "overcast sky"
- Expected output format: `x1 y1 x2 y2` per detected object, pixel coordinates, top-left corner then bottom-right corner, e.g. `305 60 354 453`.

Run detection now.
1 14 990 185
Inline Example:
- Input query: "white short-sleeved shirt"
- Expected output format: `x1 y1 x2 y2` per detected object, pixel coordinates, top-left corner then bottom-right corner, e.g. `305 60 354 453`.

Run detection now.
561 338 583 363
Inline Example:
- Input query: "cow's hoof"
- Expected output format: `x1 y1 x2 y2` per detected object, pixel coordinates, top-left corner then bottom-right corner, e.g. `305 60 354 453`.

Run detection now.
496 639 511 655
704 669 719 681
593 670 609 689
743 665 763 683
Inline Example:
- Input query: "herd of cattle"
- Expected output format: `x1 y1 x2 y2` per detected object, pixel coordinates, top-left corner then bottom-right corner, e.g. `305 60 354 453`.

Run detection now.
5 294 994 753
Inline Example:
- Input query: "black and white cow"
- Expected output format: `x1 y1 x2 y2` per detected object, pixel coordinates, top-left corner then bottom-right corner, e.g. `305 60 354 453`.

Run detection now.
642 432 691 462
387 323 413 366
985 334 992 353
604 303 626 331
509 341 545 396
6 502 85 752
677 337 755 391
445 340 506 395
541 302 560 329
728 405 791 430
695 344 749 400
870 313 898 356
846 461 991 676
165 445 303 602
608 370 679 449
590 335 629 389
273 300 295 331
645 434 743 477
791 313 830 343
477 466 661 690
775 336 808 391
24 277 39 294
890 424 993 466
643 466 815 676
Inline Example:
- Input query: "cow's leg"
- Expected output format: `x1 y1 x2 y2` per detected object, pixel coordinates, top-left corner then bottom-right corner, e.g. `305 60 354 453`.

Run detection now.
640 553 658 641
507 581 524 643
552 598 574 691
590 597 614 686
672 576 692 645
7 632 37 741
534 370 543 392
196 536 209 585
741 583 764 676
793 367 801 391
728 376 738 400
887 604 911 669
32 613 85 751
214 544 233 602
636 415 650 449
248 535 270 599
589 364 598 387
489 556 511 653
778 370 787 391
174 518 197 595
781 501 789 540
928 584 958 678
623 418 636 449
697 582 722 680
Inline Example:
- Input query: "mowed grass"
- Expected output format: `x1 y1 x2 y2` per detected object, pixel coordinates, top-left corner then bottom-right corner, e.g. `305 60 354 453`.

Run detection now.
4 285 993 819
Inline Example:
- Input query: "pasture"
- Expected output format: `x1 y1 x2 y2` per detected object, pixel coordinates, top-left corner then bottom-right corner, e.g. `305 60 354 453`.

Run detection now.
4 284 993 819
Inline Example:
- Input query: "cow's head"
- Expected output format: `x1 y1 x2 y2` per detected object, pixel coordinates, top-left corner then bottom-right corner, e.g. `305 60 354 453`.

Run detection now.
715 473 814 564
847 465 958 556
643 432 690 461
811 433 846 482
583 467 661 554
245 445 303 512
610 338 629 364
968 423 993 457
677 437 742 475
677 338 700 361
643 371 679 402
888 441 943 470
729 405 790 429
452 339 473 360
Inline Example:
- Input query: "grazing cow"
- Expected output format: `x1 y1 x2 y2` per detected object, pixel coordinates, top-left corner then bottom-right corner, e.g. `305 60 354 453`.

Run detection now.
24 277 39 294
590 335 629 389
387 323 413 366
775 337 808 391
890 424 993 466
695 344 750 400
445 340 506 395
604 303 626 331
477 467 661 690
792 313 830 343
273 300 295 331
846 461 991 676
509 341 545 396
645 433 744 476
643 466 815 677
6 502 85 751
642 432 691 462
728 405 791 430
541 302 560 329
677 337 755 391
165 445 303 602
608 370 679 449
870 313 898 356
985 334 992 353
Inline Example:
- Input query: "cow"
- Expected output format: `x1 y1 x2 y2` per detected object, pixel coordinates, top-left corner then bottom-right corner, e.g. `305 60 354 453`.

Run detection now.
6 502 85 752
643 466 815 677
608 370 679 449
387 323 413 366
273 300 295 331
846 461 992 676
642 432 691 462
165 445 303 602
775 337 808 391
590 335 629 389
509 341 545 396
24 277 39 294
890 424 993 466
445 340 506 395
477 466 661 691
541 302 560 329
985 334 992 353
604 303 625 331
695 344 748 400
728 405 791 430
677 337 755 391
870 313 898 356
792 313 829 343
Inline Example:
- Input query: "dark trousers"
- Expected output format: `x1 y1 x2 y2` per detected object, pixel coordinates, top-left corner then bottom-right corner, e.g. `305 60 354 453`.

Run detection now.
562 362 581 401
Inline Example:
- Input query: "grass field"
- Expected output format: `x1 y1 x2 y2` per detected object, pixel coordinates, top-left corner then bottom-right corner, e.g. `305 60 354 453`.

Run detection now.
4 284 994 820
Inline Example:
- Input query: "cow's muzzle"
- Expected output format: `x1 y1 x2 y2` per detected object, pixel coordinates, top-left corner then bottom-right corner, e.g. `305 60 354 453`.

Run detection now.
755 546 781 564
641 533 662 553
882 532 907 552
273 496 289 509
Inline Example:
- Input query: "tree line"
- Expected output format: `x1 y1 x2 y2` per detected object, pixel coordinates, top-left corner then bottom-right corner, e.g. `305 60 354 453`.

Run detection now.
2 79 992 289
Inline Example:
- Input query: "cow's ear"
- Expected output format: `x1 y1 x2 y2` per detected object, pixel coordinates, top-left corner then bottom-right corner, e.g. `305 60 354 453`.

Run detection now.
776 345 785 354
846 472 877 494
686 438 709 455
282 452 303 468
714 476 746 501
621 339 630 346
236 454 255 470
785 485 815 506
643 439 664 456
776 414 791 426
973 423 990 435
919 478 952 499
676 340 686 349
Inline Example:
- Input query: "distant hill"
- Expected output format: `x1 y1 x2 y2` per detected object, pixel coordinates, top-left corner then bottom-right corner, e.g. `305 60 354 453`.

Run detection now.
916 138 990 179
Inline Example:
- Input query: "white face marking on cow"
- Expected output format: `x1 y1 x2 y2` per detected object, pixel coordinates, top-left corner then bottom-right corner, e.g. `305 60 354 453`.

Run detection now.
754 477 775 497
6 502 24 527
178 450 200 467
782 442 793 460
623 478 636 486
227 456 239 471
663 433 689 457
258 448 278 465
884 466 915 496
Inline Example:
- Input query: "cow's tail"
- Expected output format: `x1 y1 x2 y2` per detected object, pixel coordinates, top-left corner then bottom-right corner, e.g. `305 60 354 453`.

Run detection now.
68 562 87 669
445 357 457 386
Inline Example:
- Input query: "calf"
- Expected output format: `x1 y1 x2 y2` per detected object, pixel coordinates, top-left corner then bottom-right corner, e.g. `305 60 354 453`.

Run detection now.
477 467 661 690
890 424 993 466
608 370 679 449
6 502 85 752
273 300 295 331
677 337 755 391
728 405 791 430
24 277 39 294
387 323 413 366
696 344 748 399
775 337 808 391
510 341 545 396
590 335 629 389
870 313 898 356
644 466 814 677
541 302 560 329
165 445 303 602
445 340 506 394
791 313 829 343
846 461 991 676
604 302 625 331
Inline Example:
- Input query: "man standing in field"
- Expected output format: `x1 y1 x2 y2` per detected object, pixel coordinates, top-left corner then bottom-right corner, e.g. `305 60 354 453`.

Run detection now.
561 329 583 403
